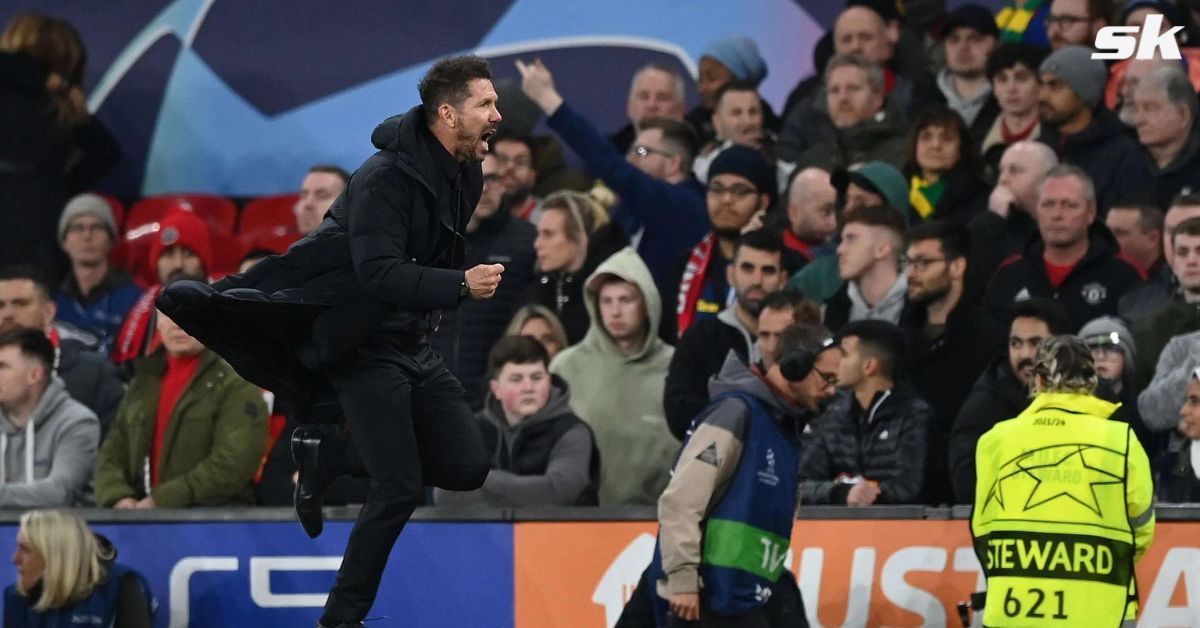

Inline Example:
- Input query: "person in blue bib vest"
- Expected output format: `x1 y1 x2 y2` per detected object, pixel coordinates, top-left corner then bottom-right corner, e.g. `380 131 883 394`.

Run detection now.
651 322 840 627
5 509 155 627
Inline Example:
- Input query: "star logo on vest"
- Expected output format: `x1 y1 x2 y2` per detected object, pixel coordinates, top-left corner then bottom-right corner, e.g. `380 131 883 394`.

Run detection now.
1080 282 1107 306
982 443 1125 516
754 583 773 603
757 448 780 486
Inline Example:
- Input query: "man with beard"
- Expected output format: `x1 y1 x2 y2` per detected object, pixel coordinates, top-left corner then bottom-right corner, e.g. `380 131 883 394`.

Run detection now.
898 221 1004 503
932 4 1000 141
1036 46 1152 214
155 56 504 628
674 145 776 338
948 298 1071 502
692 80 790 191
491 132 542 223
664 229 786 439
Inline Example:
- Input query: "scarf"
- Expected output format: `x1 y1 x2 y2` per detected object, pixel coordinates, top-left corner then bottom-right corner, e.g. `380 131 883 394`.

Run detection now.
909 175 947 220
676 232 717 337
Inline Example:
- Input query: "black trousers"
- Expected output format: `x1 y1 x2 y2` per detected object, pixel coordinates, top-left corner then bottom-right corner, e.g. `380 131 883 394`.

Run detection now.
319 335 489 624
617 567 807 628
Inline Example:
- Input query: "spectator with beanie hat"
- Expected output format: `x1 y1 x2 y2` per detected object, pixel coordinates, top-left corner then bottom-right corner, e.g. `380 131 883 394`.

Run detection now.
688 36 782 147
54 194 143 355
674 145 776 337
111 210 213 371
1037 45 1153 214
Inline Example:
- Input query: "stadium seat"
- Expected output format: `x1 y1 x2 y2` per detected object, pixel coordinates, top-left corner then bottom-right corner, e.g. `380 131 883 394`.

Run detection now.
127 194 238 235
240 194 300 235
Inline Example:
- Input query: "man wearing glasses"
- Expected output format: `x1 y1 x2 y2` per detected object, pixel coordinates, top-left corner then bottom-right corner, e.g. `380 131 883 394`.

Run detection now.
517 59 707 303
675 145 777 337
899 220 1005 504
798 319 932 506
490 132 542 223
1045 0 1109 50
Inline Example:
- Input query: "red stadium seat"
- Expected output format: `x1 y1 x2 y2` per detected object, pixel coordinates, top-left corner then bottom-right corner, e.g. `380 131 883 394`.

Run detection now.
127 194 238 235
240 194 300 235
210 232 246 280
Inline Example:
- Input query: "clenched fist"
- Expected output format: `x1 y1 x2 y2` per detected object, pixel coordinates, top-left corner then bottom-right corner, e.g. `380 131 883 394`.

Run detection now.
465 263 504 299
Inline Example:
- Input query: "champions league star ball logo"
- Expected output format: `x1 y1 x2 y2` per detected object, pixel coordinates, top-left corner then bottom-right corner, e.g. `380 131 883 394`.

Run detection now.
758 448 780 487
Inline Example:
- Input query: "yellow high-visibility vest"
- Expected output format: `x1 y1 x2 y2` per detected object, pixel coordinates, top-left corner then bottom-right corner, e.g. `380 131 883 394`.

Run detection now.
971 391 1155 627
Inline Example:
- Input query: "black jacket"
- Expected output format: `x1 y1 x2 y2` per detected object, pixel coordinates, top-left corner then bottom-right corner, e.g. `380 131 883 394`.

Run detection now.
798 385 933 505
948 356 1030 503
966 207 1038 302
431 209 536 404
1037 110 1153 213
156 105 482 419
907 168 989 226
662 311 753 440
1156 438 1200 503
983 225 1143 331
899 299 1006 501
522 270 590 346
1147 116 1200 207
0 52 120 278
57 338 125 439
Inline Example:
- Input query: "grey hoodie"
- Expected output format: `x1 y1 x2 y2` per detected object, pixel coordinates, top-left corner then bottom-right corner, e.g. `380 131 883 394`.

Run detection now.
551 247 678 505
847 273 908 325
0 376 100 507
434 378 596 506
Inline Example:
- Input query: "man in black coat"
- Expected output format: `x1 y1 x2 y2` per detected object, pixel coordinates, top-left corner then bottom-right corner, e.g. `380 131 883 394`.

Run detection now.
430 152 536 406
983 164 1143 331
947 298 1071 503
156 56 504 628
898 221 1004 504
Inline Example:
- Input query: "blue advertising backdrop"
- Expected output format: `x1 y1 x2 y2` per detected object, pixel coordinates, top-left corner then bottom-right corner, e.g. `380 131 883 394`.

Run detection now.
0 521 513 627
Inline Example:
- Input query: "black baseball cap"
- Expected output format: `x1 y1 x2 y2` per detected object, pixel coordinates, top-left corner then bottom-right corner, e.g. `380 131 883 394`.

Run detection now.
934 4 1000 40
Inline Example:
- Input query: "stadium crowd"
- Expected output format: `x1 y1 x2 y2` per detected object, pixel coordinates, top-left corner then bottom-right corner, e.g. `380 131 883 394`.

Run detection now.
2 0 1200 520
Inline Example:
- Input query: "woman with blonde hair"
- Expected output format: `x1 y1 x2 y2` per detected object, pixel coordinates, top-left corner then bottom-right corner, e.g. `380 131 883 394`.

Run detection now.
0 11 121 275
5 510 154 627
525 191 627 344
505 303 570 360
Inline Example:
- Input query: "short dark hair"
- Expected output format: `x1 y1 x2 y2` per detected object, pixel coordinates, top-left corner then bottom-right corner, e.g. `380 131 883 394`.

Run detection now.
638 116 699 165
1108 202 1164 234
777 322 833 358
0 265 52 301
733 229 784 261
0 328 55 380
1010 298 1072 335
712 79 761 110
308 164 350 186
418 55 492 122
487 335 550 378
843 204 907 238
836 319 907 380
760 291 822 325
490 130 536 156
986 43 1048 82
1169 191 1200 209
1174 216 1200 243
906 220 971 261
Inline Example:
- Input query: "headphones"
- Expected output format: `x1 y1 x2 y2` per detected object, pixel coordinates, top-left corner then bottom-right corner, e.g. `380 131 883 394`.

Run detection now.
778 337 836 383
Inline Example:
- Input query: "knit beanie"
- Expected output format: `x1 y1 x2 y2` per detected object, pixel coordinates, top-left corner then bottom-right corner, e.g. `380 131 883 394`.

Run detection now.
701 36 768 86
148 210 213 276
1040 46 1108 109
833 161 910 214
58 193 117 241
1079 316 1138 368
708 144 778 206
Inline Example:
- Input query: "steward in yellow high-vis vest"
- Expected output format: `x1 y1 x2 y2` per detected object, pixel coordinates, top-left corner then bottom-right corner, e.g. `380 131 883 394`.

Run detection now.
971 336 1154 627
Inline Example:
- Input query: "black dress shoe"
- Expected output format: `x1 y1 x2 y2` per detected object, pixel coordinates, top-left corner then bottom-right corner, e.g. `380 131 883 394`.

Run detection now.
292 428 332 538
